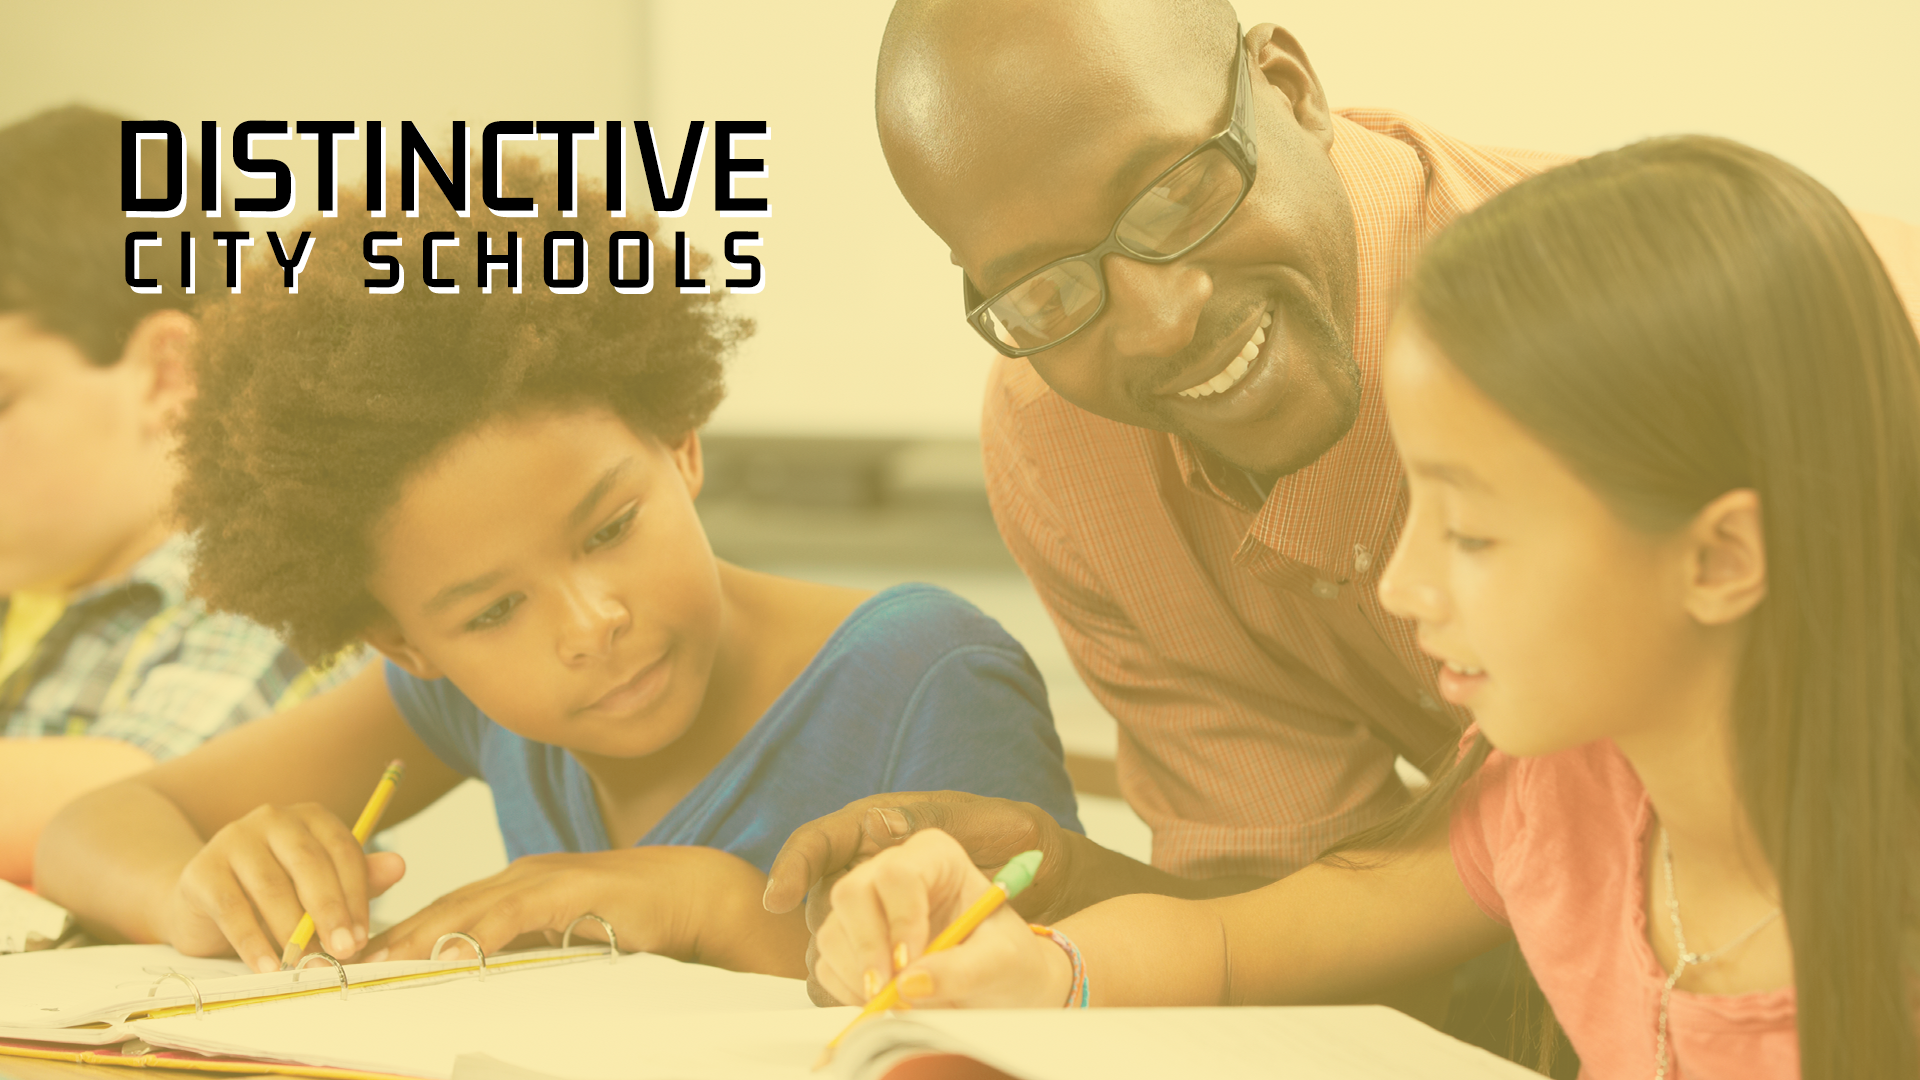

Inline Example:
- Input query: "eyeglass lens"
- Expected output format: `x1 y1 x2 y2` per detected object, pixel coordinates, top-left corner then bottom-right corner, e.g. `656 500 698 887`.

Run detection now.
1116 146 1245 257
981 145 1246 351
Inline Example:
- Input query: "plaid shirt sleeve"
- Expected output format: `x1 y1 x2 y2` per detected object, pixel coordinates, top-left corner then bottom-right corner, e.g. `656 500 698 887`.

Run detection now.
84 604 370 761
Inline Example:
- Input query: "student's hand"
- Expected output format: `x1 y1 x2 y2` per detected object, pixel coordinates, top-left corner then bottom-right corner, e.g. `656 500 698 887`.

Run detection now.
765 792 1080 923
362 846 808 978
164 803 407 974
813 829 1068 1009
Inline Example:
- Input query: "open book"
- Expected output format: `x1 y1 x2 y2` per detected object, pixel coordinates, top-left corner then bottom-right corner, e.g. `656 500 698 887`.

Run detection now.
1 944 1535 1079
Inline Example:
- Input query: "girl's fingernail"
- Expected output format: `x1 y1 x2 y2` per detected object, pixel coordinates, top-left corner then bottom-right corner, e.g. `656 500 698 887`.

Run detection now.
862 969 883 999
255 955 277 974
366 948 388 964
898 971 934 999
331 928 355 955
893 943 908 972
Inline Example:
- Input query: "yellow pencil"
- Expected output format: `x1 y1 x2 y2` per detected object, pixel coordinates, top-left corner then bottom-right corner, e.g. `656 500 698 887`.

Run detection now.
815 849 1043 1068
279 759 405 969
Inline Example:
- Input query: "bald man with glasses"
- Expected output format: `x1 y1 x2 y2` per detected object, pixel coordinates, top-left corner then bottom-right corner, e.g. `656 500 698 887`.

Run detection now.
764 0 1917 1012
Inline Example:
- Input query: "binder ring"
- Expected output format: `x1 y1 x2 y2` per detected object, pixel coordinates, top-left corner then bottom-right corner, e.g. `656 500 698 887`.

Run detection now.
431 932 489 979
295 950 351 999
561 914 618 961
147 969 204 1019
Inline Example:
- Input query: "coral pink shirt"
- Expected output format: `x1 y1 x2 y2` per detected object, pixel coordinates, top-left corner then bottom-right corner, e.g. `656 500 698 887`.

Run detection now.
1451 739 1798 1079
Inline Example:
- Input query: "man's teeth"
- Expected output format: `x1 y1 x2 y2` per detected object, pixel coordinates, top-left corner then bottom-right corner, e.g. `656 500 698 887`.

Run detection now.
1445 662 1485 676
1178 310 1273 399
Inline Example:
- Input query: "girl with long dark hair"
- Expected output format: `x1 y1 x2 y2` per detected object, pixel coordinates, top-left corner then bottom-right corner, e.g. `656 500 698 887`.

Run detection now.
810 135 1920 1079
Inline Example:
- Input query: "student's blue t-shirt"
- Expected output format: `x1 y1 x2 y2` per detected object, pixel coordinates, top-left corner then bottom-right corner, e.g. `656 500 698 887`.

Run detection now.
384 583 1082 870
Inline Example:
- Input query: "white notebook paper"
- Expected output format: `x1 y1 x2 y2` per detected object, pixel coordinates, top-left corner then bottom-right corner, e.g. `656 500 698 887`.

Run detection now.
0 941 683 1045
128 962 1537 1080
128 951 823 1079
0 880 72 953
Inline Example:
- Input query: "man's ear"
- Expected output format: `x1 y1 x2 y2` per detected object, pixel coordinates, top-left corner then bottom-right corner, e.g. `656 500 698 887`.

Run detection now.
667 430 705 501
117 309 198 440
1682 488 1767 626
362 621 445 681
1246 24 1333 150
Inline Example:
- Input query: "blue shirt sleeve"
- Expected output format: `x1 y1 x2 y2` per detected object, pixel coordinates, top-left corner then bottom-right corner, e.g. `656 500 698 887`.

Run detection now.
383 660 486 779
636 584 1084 873
879 638 1082 834
877 615 1083 835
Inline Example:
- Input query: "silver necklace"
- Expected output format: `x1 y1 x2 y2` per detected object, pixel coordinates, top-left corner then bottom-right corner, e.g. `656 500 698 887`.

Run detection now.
1653 825 1782 1080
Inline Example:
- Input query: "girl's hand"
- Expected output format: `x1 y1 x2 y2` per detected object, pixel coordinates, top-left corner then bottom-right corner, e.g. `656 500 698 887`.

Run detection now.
363 846 808 978
164 802 406 973
814 829 1069 1009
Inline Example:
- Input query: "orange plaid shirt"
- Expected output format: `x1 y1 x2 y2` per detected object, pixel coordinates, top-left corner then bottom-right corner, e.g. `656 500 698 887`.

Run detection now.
984 109 1920 880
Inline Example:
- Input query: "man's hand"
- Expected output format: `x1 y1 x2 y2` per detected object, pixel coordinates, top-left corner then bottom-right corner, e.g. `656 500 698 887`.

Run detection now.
764 792 1086 1005
813 830 1067 1009
764 792 1081 922
766 792 1270 1004
365 846 808 978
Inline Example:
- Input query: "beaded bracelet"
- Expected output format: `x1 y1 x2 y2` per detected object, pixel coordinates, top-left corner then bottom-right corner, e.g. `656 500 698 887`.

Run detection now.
1029 924 1090 1008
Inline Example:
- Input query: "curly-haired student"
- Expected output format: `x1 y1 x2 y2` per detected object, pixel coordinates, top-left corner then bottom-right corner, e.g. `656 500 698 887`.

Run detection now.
35 158 1080 978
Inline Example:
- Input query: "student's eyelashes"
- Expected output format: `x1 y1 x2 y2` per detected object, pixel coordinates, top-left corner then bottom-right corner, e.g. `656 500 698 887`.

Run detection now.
586 506 638 552
1444 529 1494 554
466 594 523 632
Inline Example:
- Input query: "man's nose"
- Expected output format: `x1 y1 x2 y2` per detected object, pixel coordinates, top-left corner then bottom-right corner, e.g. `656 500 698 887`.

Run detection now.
1099 253 1213 360
555 575 630 663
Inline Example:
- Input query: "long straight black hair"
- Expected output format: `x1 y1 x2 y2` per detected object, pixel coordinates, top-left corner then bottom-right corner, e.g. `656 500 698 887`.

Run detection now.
1342 136 1920 1078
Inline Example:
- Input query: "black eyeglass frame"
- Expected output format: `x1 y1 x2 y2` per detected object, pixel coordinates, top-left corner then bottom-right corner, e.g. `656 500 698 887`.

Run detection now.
960 28 1260 358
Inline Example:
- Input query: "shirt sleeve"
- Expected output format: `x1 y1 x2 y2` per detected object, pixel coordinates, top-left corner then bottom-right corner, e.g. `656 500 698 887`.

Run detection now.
88 609 367 762
382 660 486 778
884 637 1084 835
982 359 1409 879
1448 737 1517 926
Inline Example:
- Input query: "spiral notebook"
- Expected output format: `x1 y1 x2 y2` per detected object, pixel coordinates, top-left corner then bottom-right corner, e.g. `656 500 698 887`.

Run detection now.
0 929 810 1042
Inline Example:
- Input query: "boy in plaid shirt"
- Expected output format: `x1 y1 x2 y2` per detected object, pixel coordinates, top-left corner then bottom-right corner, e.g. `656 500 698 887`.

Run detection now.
0 106 362 886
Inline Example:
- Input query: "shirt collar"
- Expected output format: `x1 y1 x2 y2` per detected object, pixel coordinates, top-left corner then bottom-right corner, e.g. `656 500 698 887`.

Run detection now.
66 532 192 612
1172 112 1433 582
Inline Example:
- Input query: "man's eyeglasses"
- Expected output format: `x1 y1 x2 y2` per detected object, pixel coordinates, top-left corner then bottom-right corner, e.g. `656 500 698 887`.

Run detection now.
961 28 1258 358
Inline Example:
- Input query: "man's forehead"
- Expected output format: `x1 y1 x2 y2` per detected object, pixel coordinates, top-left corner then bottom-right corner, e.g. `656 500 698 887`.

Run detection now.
921 100 1219 291
885 24 1226 169
940 133 1196 279
880 3 1238 288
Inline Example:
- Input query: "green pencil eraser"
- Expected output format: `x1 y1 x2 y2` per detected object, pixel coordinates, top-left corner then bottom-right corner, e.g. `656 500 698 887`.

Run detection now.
992 850 1044 898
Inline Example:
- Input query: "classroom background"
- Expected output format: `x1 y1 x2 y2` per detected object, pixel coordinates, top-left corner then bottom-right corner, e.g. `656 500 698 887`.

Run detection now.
3 0 1913 925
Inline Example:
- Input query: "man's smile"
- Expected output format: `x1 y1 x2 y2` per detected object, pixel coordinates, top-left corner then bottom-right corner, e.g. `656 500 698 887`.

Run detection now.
1169 302 1272 399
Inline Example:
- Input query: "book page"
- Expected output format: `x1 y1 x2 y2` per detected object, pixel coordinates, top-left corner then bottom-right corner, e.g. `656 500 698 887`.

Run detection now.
0 942 620 1039
0 945 252 1030
0 881 72 953
850 1007 1543 1080
132 951 827 1080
